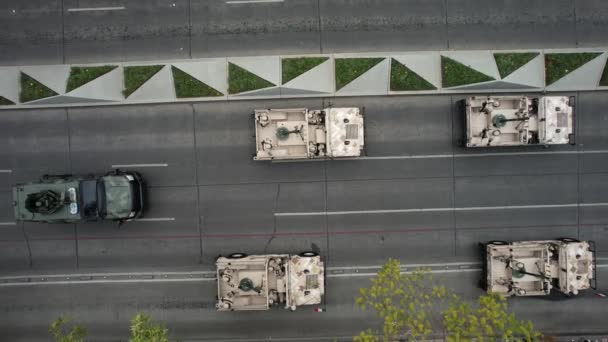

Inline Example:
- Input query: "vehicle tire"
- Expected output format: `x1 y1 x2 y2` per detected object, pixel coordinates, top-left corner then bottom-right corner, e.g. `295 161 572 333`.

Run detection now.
487 240 509 246
299 251 319 257
228 253 247 259
557 237 580 243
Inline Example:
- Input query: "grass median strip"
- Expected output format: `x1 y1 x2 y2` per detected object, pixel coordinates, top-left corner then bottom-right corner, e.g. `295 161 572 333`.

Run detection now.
20 72 58 103
493 52 539 79
0 96 15 105
390 58 436 91
545 52 602 86
335 57 384 91
441 56 495 88
66 65 118 92
123 65 164 98
600 60 608 87
282 57 328 84
228 63 275 94
172 66 223 98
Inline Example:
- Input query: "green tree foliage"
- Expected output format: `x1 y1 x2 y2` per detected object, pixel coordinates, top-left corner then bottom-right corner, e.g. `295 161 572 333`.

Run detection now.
49 316 87 342
355 258 541 341
129 312 169 342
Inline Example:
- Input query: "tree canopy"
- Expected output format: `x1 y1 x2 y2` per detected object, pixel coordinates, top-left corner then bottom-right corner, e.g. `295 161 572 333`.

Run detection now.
354 258 541 342
129 312 169 342
49 316 87 342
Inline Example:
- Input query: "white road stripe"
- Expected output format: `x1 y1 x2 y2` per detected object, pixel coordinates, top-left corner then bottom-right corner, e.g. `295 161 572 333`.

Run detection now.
0 169 12 173
0 270 215 281
328 268 483 278
357 149 608 160
1 263 605 287
0 222 17 226
67 6 126 12
0 278 213 287
111 163 168 168
134 217 175 222
326 261 481 271
226 0 284 4
275 202 608 217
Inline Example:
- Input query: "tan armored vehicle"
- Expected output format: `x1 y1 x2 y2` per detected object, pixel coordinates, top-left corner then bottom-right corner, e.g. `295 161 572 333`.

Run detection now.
254 107 364 160
481 239 596 297
215 252 324 311
464 96 575 147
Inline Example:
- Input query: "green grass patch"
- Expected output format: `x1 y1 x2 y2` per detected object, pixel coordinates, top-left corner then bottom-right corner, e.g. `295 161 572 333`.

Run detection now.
20 72 58 103
390 58 436 91
335 57 384 91
282 57 328 84
172 66 223 98
599 60 608 86
441 56 495 88
0 96 15 105
228 63 275 94
494 52 539 78
123 65 164 98
66 65 117 92
545 52 601 86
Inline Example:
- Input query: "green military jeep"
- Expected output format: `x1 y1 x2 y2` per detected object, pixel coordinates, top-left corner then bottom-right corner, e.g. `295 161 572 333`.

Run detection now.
12 170 144 223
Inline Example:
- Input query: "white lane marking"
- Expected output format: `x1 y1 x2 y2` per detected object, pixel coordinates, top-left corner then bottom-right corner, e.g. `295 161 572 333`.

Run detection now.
0 222 17 226
275 203 608 217
328 268 482 278
226 0 284 4
1 263 605 287
350 149 608 161
133 217 175 222
0 278 214 287
0 169 12 173
111 163 168 168
67 6 126 12
0 270 215 281
359 154 453 160
326 261 481 271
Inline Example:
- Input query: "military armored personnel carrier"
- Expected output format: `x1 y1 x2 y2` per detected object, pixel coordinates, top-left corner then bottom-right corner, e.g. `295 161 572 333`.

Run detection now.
254 107 364 160
481 239 596 297
12 170 144 223
464 96 575 147
215 252 324 311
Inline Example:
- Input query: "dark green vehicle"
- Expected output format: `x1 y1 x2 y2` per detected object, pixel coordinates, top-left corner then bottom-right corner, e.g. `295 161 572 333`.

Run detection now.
12 170 144 223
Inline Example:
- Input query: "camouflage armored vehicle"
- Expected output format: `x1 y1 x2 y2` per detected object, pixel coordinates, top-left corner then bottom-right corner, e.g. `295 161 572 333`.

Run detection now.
215 252 324 311
481 239 596 297
464 96 575 147
254 107 364 160
12 170 144 223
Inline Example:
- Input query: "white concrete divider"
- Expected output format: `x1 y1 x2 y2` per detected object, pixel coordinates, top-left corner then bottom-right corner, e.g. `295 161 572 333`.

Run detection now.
0 48 607 109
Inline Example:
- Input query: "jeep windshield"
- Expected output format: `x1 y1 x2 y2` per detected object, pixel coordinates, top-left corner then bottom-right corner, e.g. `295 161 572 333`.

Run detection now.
79 180 106 219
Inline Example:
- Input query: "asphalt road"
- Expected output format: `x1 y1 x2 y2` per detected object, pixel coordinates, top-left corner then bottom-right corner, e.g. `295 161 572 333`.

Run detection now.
1 0 608 65
0 93 607 339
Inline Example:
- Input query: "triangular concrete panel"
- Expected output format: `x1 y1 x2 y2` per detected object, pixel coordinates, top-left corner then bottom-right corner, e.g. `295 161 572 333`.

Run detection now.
547 52 607 90
127 65 176 101
229 56 280 86
233 87 281 97
392 52 441 89
282 59 333 93
172 59 227 96
66 67 123 101
449 80 538 90
280 87 329 95
336 58 389 96
26 95 115 105
20 65 70 95
502 54 544 88
441 51 500 80
0 68 20 103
